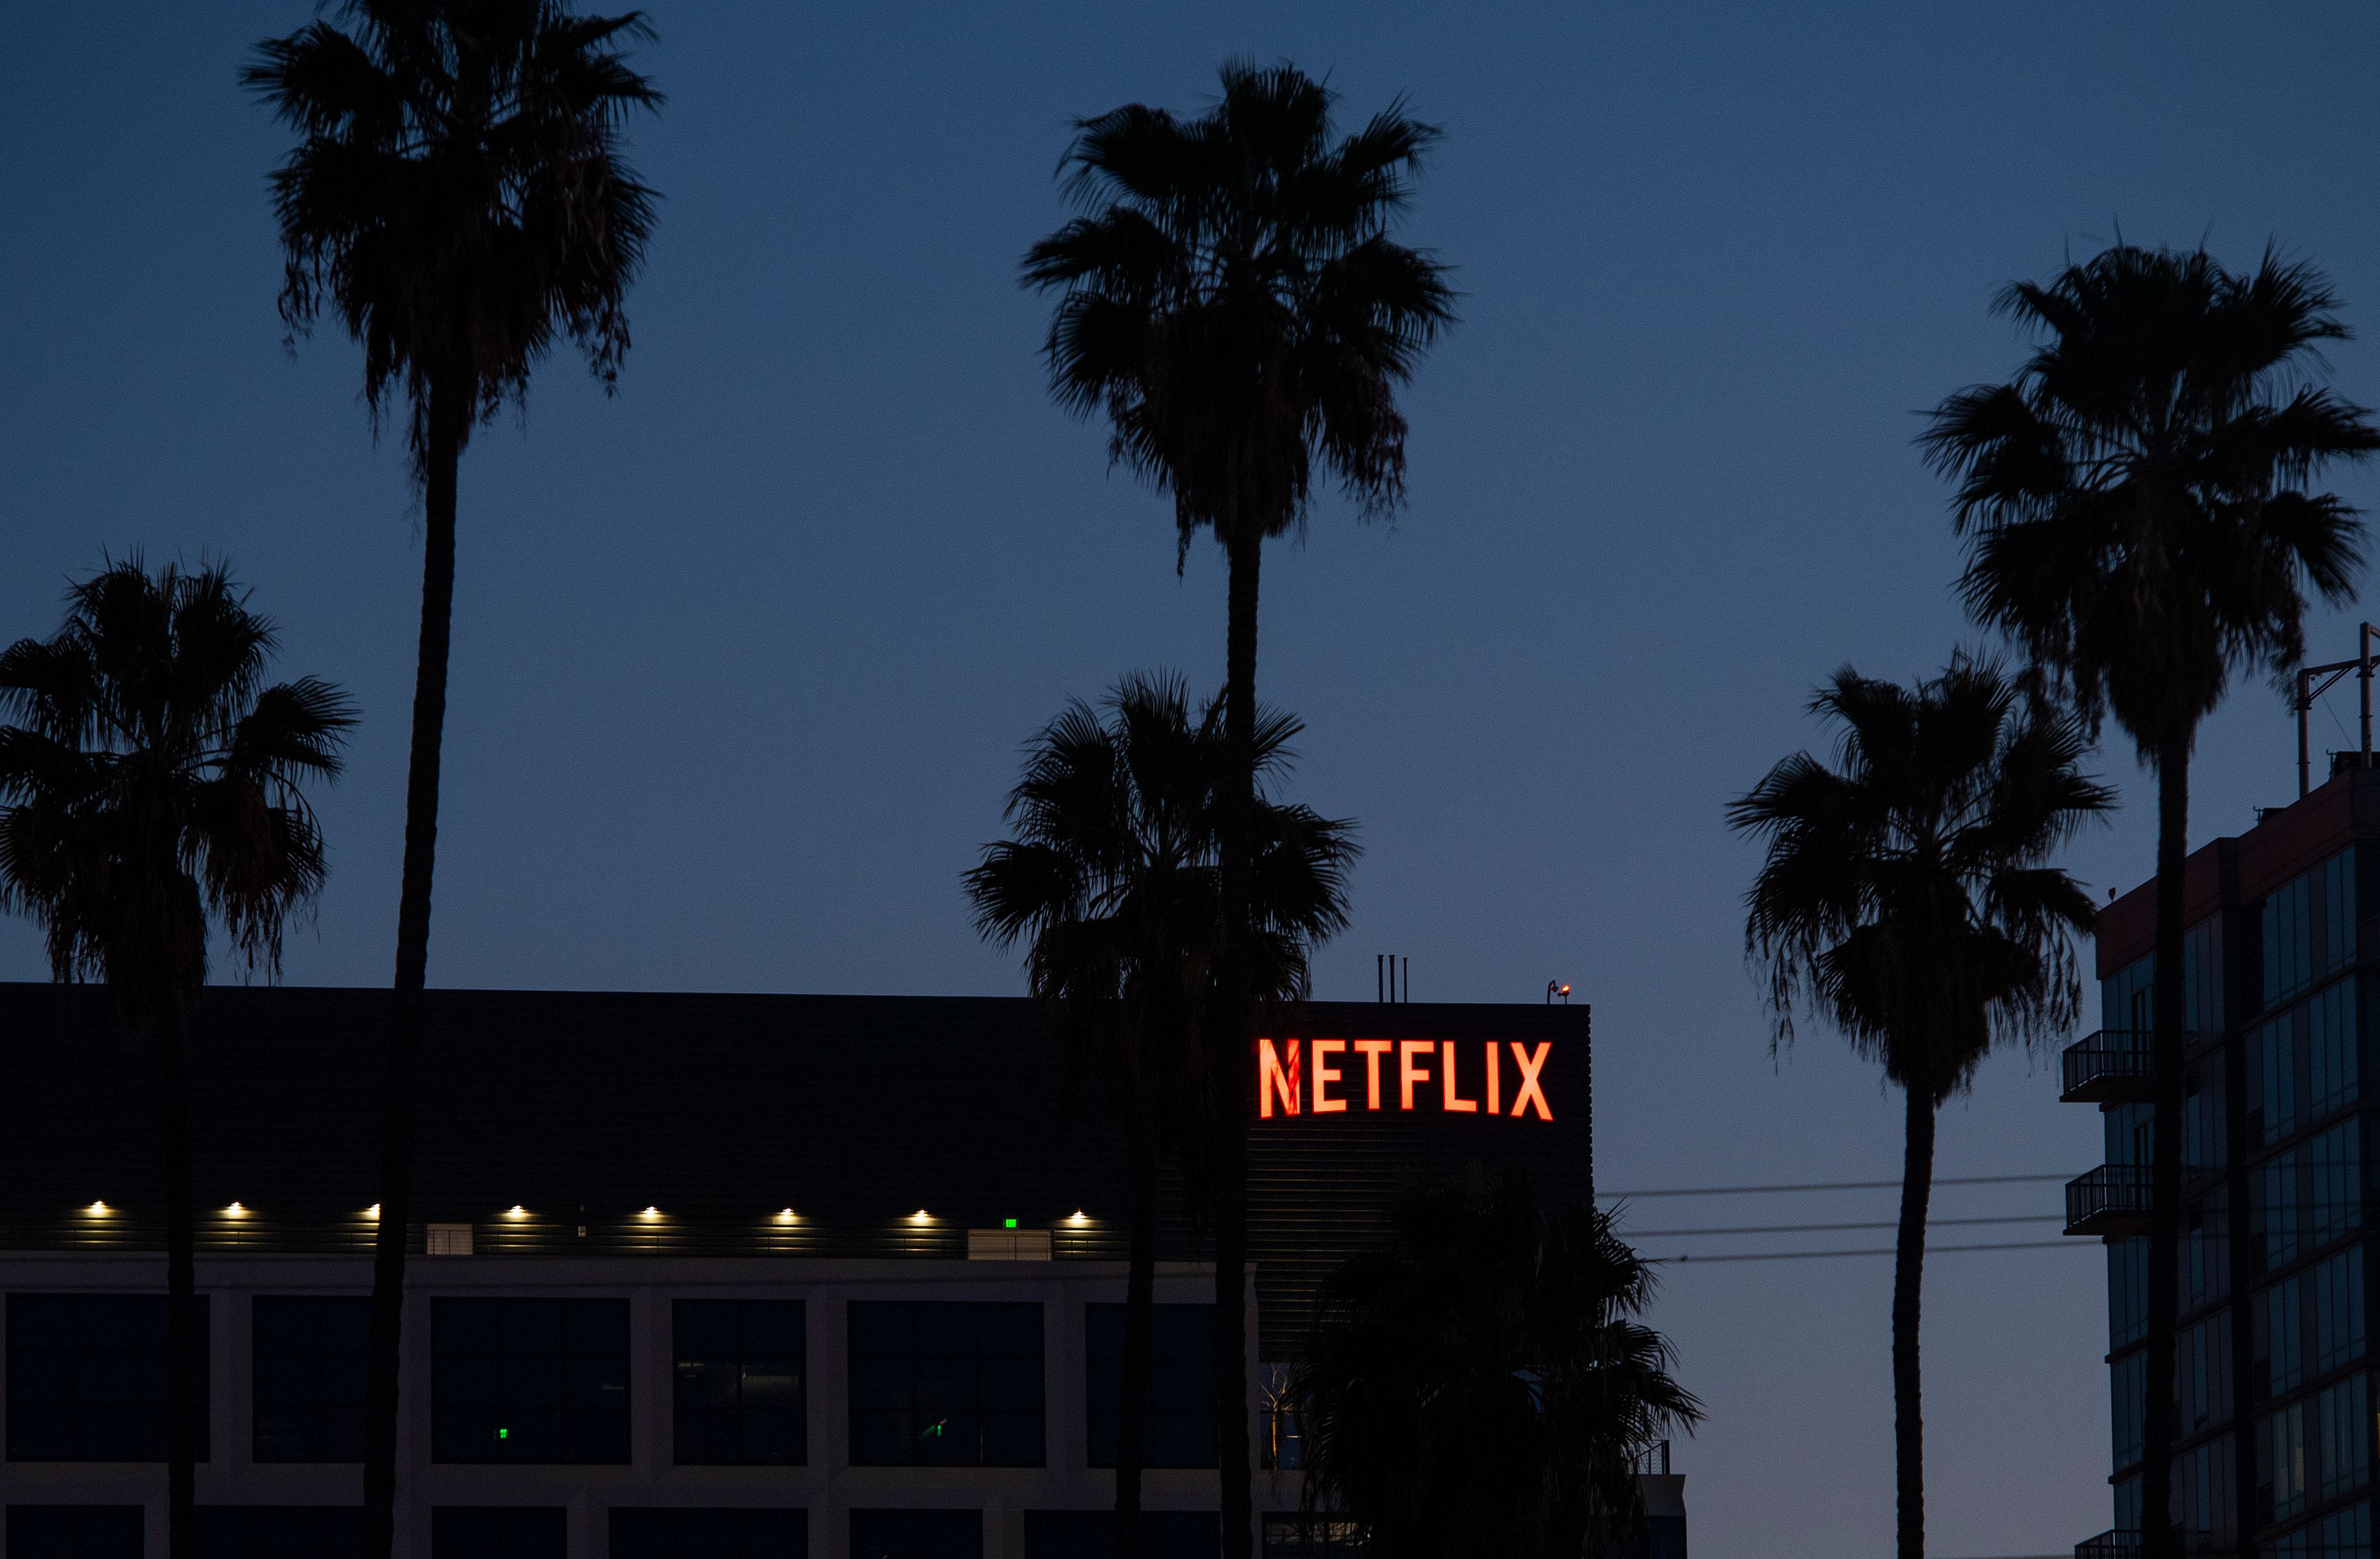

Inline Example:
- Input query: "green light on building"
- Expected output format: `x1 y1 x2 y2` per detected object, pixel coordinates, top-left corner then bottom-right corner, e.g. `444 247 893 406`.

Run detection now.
1003 1218 1017 1229
497 1427 509 1440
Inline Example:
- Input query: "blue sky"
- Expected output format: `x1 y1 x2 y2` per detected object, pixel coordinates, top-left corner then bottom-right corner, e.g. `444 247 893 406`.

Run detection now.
5 4 2377 1553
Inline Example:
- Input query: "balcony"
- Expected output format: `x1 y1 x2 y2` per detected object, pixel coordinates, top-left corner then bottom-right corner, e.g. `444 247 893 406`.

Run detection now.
2075 1531 2137 1559
2066 1165 2150 1237
2060 1029 2152 1103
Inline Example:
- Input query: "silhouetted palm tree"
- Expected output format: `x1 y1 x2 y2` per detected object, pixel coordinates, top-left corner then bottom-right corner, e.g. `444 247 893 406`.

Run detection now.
1922 245 2379 1552
967 673 1355 1559
1291 1165 1699 1558
1729 657 2108 1559
1023 65 1451 1550
244 7 657 1552
0 560 351 1559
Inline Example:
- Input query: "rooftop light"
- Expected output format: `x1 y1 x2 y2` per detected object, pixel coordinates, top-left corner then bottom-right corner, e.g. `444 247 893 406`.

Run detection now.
86 1201 111 1216
504 1205 528 1219
224 1202 248 1216
911 1209 930 1222
1068 1210 1088 1224
638 1206 662 1220
365 1205 381 1219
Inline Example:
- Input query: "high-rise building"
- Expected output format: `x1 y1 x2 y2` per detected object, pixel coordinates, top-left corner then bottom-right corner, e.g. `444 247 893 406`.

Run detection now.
2069 763 2379 1556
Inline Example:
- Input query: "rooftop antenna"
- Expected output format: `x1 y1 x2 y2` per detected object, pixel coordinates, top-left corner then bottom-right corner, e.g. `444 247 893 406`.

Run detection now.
2292 622 2380 797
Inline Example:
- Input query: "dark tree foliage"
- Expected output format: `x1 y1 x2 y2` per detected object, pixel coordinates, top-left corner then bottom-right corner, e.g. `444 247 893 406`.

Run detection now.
0 560 351 1559
1922 245 2378 1554
1292 1166 1699 1559
967 672 1355 1558
1023 65 1451 1555
1731 656 2107 1559
244 10 659 1558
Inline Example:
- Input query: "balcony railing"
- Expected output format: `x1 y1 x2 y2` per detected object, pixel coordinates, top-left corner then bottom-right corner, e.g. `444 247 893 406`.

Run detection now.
2075 1531 2137 1559
1632 1439 1672 1476
2066 1165 2151 1236
2060 1029 2153 1103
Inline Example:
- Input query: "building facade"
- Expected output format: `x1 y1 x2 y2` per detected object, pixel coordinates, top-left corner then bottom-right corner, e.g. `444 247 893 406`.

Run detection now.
0 989 1654 1559
2071 765 2380 1556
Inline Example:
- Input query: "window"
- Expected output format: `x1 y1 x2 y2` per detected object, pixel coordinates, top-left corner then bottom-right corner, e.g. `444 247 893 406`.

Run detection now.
2252 981 2361 1147
2184 1058 2225 1173
430 1298 629 1465
2182 1191 2231 1310
5 1294 209 1461
2262 1397 2313 1523
2112 1352 2145 1472
2259 1271 2309 1399
674 1300 805 1465
431 1509 565 1559
847 1302 1042 1467
1086 1304 1216 1468
2255 1122 2362 1273
2264 850 2357 1013
849 1510 980 1559
611 1508 806 1559
1261 1515 1365 1558
2265 1501 2372 1559
1024 1512 1219 1559
253 1296 367 1462
195 1506 361 1559
2109 1238 2148 1351
2319 1374 2372 1502
2173 1433 2235 1551
2178 1314 2232 1432
2314 1246 2367 1374
5 1506 141 1559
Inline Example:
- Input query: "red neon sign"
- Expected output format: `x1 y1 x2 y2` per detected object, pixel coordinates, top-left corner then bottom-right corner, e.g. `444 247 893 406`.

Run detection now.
1254 1038 1554 1121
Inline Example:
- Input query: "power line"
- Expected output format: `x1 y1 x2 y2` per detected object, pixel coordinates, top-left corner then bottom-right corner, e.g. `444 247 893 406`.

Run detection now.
1600 1173 2071 1200
1650 1239 2080 1264
1625 1214 2061 1238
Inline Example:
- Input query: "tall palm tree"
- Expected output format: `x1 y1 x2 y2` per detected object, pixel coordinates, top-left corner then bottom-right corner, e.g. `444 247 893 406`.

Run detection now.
1921 245 2379 1552
0 559 352 1559
1291 1165 1700 1558
1023 65 1451 1551
966 672 1356 1559
1729 657 2108 1559
244 8 658 1553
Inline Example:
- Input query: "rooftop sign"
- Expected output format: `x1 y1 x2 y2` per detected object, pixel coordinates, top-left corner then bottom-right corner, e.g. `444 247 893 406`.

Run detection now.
1255 1038 1553 1121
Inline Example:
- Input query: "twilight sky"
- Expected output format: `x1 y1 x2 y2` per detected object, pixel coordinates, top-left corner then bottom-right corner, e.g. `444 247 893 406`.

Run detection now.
5 4 2378 1553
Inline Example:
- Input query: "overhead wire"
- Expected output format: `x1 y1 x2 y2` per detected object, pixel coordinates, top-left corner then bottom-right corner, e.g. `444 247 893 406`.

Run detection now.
1648 1239 2081 1264
1598 1172 2071 1199
1623 1213 2061 1238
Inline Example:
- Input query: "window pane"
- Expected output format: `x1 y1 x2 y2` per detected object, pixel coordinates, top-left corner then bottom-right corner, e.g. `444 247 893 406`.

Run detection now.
430 1508 566 1559
845 1304 1041 1468
610 1508 807 1559
5 1295 209 1462
6 1506 142 1559
431 1299 629 1465
253 1297 368 1462
1084 1304 1217 1469
673 1301 807 1467
850 1510 981 1559
194 1506 361 1559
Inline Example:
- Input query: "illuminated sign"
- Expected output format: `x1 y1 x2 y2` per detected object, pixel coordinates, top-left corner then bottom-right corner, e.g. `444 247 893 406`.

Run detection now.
1255 1038 1553 1121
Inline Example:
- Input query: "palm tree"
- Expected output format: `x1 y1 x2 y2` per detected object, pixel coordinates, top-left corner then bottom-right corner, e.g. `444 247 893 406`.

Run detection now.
0 559 352 1559
1729 657 2108 1559
1290 1165 1699 1558
244 8 658 1552
1921 245 2379 1553
1022 64 1452 1551
966 672 1356 1559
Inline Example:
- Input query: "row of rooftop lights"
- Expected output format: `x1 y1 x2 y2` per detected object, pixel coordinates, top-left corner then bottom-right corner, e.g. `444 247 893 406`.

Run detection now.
78 1202 1093 1223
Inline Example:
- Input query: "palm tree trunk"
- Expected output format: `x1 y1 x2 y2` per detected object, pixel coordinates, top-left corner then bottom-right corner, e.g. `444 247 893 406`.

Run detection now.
1892 1077 1936 1559
1115 1139 1159 1559
160 1008 197 1559
1214 525 1262 1559
2140 730 2191 1557
363 374 465 1559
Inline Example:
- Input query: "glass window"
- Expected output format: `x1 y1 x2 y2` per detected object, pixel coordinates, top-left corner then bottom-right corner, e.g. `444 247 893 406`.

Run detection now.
2103 954 2153 1036
430 1298 629 1465
2175 1432 2235 1551
2112 1352 2145 1471
610 1508 807 1559
1024 1512 1219 1559
2309 980 2359 1121
2320 1374 2373 1503
847 1302 1043 1468
2263 1398 2314 1522
5 1294 210 1461
2259 1271 2309 1400
2109 1238 2148 1351
2257 1009 2302 1147
2183 1190 2232 1309
849 1510 981 1559
2186 1058 2226 1173
1261 1515 1366 1558
2256 1122 2362 1273
253 1296 367 1463
5 1506 142 1559
1086 1304 1216 1469
431 1508 565 1559
195 1506 361 1559
2270 874 2315 1008
673 1300 805 1465
2315 1247 2367 1375
2178 1314 2232 1431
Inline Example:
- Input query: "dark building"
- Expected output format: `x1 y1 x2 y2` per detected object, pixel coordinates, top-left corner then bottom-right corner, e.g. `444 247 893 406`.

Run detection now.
0 988 1663 1559
2068 766 2380 1556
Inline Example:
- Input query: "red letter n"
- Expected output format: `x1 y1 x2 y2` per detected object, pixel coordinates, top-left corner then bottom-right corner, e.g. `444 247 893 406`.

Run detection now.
1260 1038 1301 1118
